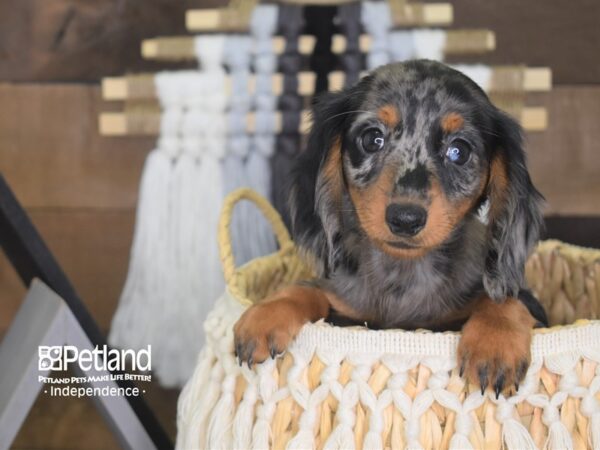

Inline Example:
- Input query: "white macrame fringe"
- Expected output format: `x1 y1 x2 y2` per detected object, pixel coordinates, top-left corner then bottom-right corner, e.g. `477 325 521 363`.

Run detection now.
233 379 259 450
449 432 473 449
109 148 174 353
206 374 236 450
110 36 231 388
545 420 574 450
502 419 538 450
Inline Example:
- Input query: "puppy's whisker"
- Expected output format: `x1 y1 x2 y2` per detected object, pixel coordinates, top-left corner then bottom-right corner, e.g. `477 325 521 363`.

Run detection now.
323 110 372 123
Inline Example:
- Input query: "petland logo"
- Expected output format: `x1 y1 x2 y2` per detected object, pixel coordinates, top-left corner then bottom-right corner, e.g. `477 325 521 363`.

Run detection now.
38 345 152 372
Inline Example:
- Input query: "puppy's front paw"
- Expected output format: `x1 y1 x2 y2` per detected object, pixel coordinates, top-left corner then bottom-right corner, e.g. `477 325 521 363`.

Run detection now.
457 298 535 398
233 282 335 368
234 298 306 367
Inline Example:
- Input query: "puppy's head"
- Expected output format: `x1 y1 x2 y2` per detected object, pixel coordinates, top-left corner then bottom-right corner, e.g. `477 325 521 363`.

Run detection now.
290 60 543 300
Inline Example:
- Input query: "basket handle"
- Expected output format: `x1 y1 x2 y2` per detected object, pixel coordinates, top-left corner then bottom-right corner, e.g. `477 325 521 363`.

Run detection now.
218 188 293 283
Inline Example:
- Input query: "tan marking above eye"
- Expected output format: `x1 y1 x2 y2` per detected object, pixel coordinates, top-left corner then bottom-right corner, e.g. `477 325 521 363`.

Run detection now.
441 112 465 133
377 104 401 128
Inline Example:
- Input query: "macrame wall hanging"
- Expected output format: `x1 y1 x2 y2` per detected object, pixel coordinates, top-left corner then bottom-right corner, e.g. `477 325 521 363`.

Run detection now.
109 7 283 386
271 4 305 225
109 42 231 387
221 5 282 266
99 1 552 390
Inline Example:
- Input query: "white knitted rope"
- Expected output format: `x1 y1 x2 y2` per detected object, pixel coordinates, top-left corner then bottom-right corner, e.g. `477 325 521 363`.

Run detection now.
361 1 392 70
389 29 447 62
151 39 228 387
223 35 257 267
164 78 211 387
233 367 259 449
176 292 244 449
108 148 173 352
450 64 493 91
318 349 353 450
154 71 187 157
112 36 233 389
190 35 229 380
109 70 188 360
244 4 279 262
349 352 391 448
292 319 600 361
250 4 279 159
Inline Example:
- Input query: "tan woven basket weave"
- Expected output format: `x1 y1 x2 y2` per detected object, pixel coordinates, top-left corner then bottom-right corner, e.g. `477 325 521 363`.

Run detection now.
176 189 600 450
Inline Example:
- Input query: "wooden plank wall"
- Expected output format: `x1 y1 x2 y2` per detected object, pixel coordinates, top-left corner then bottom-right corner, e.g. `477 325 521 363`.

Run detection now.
0 2 598 446
2 0 599 83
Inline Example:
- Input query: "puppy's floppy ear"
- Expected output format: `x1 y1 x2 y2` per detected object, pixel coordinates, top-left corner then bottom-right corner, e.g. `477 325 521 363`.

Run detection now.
289 83 365 276
483 110 544 301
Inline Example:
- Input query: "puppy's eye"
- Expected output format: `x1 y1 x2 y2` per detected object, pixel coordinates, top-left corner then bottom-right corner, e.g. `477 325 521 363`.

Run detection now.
445 140 471 165
360 128 385 153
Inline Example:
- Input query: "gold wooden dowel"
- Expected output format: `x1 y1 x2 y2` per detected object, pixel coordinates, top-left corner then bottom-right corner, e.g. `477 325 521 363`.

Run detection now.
102 75 155 101
185 8 249 32
442 30 496 54
141 35 317 61
99 112 161 136
102 72 317 101
103 66 550 101
141 37 195 61
488 66 552 92
142 30 494 61
186 2 453 32
328 67 551 92
389 3 453 26
332 29 494 54
515 107 548 131
98 107 545 137
99 111 313 136
523 68 553 91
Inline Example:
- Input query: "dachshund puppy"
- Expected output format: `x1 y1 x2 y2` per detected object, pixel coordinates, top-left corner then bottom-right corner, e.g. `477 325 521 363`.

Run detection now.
234 60 548 396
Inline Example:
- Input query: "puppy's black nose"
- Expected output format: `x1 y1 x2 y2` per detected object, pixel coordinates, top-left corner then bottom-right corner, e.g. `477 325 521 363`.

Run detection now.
385 204 427 236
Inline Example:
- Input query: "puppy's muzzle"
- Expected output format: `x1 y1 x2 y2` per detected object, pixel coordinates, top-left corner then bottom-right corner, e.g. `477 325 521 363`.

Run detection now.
385 204 427 237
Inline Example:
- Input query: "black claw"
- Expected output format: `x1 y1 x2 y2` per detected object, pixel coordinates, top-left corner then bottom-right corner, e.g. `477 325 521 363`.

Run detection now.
246 341 256 369
459 360 465 377
234 341 243 366
267 335 277 359
478 365 489 395
516 359 529 382
242 341 255 369
494 372 505 400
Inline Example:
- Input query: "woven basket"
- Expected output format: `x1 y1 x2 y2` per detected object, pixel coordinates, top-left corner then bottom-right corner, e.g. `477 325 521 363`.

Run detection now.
176 189 600 450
